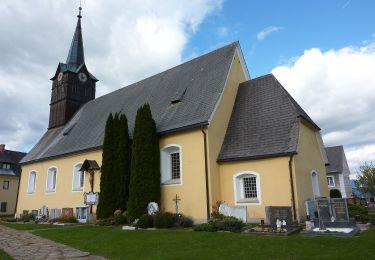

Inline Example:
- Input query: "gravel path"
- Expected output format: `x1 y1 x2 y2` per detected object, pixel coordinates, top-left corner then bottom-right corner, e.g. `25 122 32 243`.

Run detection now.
0 225 106 260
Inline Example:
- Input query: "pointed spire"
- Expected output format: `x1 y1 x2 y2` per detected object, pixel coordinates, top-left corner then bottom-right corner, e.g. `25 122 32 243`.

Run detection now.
66 6 85 65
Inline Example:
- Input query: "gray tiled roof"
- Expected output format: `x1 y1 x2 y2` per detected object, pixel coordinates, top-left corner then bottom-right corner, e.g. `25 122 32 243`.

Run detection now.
0 149 26 176
325 146 344 173
21 42 239 164
218 74 319 162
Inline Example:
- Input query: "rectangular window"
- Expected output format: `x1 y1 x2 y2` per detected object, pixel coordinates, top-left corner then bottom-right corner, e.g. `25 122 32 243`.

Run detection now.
28 172 36 193
243 177 257 198
327 176 335 187
47 169 57 192
2 163 10 169
170 153 180 180
3 181 9 190
0 202 7 212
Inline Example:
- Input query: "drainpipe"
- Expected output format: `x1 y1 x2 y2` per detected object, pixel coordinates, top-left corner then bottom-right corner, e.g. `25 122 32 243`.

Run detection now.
288 154 297 222
14 167 22 218
201 126 210 220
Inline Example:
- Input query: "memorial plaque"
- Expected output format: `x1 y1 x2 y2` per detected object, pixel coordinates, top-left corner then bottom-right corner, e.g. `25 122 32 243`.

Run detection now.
62 208 73 218
316 199 331 221
332 199 349 222
305 200 316 220
265 206 292 226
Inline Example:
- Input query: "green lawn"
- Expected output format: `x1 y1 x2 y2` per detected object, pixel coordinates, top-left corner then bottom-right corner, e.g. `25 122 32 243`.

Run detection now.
0 249 12 260
0 222 80 231
31 225 375 260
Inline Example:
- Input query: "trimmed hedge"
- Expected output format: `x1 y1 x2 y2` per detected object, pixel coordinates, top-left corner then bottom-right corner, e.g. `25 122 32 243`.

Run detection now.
137 214 154 229
194 218 244 233
153 212 176 228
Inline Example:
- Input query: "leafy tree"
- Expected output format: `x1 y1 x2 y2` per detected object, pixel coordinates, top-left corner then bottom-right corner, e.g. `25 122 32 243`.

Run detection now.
97 113 115 218
355 163 375 197
127 104 160 219
330 189 342 198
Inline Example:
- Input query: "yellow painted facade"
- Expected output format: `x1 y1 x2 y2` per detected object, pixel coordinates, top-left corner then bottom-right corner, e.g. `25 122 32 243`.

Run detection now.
206 51 248 211
0 175 19 215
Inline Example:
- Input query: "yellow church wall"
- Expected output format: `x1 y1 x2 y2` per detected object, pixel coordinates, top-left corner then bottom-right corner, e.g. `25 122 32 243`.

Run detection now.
206 50 247 214
159 129 208 222
0 175 19 215
292 121 330 222
218 157 292 222
16 150 102 215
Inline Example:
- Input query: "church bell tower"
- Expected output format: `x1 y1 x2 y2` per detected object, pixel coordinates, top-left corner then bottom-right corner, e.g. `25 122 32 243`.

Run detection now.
48 6 98 129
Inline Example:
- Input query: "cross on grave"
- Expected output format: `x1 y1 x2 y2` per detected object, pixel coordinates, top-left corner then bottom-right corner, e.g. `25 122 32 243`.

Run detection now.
173 194 181 215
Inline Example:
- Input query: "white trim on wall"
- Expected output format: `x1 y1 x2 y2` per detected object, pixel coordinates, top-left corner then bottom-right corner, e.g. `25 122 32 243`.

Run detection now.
27 170 37 194
311 170 320 197
339 174 347 198
46 166 58 194
71 162 85 192
327 175 335 187
233 171 261 205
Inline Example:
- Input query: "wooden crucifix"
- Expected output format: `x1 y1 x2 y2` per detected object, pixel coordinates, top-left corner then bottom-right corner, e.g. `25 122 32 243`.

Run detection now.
173 194 181 215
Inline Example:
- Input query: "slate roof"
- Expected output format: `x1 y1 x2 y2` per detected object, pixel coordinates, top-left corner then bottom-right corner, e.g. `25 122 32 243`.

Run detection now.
66 16 85 65
0 149 26 176
325 146 344 174
218 74 319 162
21 42 239 164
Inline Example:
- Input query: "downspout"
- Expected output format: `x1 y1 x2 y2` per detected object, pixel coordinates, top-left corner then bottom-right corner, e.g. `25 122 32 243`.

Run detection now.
201 126 210 220
14 167 22 218
288 154 297 222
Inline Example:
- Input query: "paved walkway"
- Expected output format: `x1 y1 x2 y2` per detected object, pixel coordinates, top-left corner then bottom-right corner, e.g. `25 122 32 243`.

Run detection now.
0 225 106 260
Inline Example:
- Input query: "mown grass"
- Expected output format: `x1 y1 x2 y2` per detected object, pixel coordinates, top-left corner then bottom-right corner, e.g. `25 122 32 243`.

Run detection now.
32 225 375 260
0 249 12 260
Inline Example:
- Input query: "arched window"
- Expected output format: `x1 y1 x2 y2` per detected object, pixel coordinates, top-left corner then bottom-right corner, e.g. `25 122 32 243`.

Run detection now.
311 171 320 197
46 167 57 192
27 171 37 193
233 172 261 205
72 163 84 191
160 145 182 185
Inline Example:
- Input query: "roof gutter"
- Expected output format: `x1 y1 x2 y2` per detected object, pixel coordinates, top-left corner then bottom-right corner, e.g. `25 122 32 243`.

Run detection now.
201 125 210 221
288 154 297 222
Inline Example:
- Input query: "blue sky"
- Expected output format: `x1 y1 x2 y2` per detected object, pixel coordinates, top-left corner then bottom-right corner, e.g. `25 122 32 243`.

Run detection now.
186 0 375 77
0 0 375 174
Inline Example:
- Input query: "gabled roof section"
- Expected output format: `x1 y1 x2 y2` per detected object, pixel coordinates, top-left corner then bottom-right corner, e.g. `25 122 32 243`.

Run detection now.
325 146 344 173
0 148 26 176
66 16 85 65
218 74 319 162
21 42 239 164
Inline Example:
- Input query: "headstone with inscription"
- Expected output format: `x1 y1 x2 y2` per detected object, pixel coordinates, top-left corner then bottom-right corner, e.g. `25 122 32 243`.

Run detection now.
331 198 349 222
265 206 293 227
62 208 74 218
316 199 331 221
218 203 247 222
305 200 316 220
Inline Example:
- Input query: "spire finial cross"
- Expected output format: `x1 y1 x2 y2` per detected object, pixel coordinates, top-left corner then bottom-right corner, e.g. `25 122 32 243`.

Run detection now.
77 0 83 19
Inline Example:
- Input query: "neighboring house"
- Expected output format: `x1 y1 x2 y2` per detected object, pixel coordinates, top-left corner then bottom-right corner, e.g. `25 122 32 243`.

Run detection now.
351 180 375 203
16 10 329 223
325 146 353 198
0 144 26 215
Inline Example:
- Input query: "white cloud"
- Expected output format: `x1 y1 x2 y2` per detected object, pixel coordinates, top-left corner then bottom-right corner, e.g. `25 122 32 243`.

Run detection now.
0 0 223 152
273 41 375 174
217 26 229 38
257 26 283 41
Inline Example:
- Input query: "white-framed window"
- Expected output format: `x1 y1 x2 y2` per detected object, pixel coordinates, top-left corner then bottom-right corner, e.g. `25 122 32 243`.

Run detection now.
160 144 182 185
233 172 261 205
46 167 57 192
327 176 335 187
72 163 84 191
27 171 37 193
3 180 9 190
311 170 321 197
2 163 11 169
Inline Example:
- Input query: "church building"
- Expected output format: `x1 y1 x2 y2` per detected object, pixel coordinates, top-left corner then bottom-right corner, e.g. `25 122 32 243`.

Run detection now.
17 9 329 223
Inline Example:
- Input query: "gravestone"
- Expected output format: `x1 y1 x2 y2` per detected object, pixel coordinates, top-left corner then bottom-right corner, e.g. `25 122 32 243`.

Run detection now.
218 203 247 222
39 206 49 217
316 199 331 221
62 208 73 218
305 200 316 220
147 202 159 215
265 206 293 227
50 208 61 219
331 198 349 222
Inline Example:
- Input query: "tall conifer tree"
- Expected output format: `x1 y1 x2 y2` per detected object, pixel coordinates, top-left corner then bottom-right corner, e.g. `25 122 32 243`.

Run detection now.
127 104 160 219
97 113 115 218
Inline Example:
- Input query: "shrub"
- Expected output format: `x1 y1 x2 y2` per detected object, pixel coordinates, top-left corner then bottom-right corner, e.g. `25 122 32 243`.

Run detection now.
153 212 176 228
96 217 115 226
50 216 78 223
114 209 122 217
137 214 154 229
21 213 35 222
194 222 217 232
214 219 245 232
330 189 342 198
348 203 368 217
176 216 194 228
114 215 128 225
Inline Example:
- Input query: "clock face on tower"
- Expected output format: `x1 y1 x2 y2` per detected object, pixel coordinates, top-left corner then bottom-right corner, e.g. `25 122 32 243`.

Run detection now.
78 72 87 82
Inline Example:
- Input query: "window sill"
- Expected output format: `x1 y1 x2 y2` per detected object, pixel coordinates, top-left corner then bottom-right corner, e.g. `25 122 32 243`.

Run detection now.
72 188 84 192
236 198 259 204
27 191 35 194
46 190 56 193
162 179 181 185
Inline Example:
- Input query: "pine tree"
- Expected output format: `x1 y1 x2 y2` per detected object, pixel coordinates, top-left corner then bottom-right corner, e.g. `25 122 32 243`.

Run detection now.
114 114 131 211
97 113 115 218
127 104 160 219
